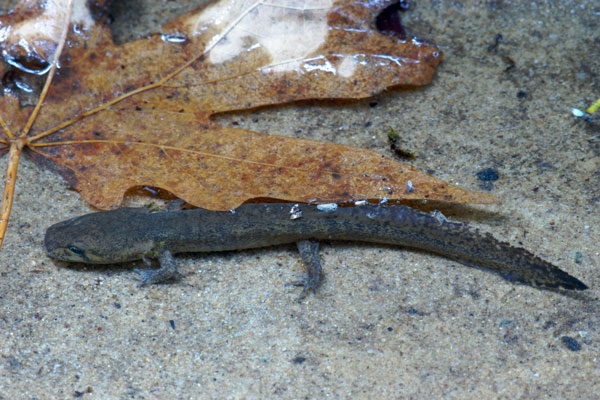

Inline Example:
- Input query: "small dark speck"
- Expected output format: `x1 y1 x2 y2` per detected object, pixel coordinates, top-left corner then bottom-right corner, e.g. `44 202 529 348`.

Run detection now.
169 320 176 330
114 303 121 309
387 327 393 332
476 168 499 181
574 251 583 264
364 121 372 127
135 106 142 111
561 336 581 351
503 55 516 71
543 320 557 330
292 356 306 364
498 319 513 328
488 33 503 52
407 307 418 315
517 90 527 98
369 102 378 108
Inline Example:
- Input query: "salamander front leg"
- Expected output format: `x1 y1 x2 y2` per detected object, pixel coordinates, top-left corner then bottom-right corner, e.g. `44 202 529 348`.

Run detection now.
291 240 323 301
136 249 181 286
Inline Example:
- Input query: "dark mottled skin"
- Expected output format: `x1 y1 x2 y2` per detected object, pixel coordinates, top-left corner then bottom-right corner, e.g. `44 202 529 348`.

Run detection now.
45 203 588 295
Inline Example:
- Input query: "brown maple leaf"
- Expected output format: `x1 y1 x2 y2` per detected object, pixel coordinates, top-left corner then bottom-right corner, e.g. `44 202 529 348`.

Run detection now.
0 0 496 248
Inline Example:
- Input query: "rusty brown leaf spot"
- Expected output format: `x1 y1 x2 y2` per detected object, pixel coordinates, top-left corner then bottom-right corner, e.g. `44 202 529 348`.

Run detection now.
0 0 495 245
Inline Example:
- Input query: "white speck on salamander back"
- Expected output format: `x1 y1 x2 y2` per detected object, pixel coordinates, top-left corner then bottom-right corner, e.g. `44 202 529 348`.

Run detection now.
317 203 338 212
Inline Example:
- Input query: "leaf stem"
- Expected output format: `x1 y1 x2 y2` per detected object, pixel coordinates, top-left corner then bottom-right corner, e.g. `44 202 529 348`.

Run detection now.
21 0 74 137
0 0 73 250
0 139 25 249
0 115 14 139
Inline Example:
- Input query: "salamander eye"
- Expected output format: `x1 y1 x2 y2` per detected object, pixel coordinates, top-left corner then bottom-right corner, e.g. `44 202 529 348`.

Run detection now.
67 245 84 256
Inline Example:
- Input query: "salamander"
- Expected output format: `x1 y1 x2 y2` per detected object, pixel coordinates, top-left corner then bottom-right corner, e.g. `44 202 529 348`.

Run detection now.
44 203 588 297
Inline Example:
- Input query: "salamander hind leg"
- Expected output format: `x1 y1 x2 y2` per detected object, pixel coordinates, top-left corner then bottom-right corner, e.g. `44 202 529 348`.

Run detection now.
136 249 181 286
290 240 323 301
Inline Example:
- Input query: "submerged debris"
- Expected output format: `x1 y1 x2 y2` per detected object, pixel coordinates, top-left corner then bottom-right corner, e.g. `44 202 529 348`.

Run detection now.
561 336 582 352
476 168 499 191
572 97 600 121
387 128 415 160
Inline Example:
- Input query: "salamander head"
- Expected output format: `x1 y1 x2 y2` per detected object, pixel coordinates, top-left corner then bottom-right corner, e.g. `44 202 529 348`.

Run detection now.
45 208 154 264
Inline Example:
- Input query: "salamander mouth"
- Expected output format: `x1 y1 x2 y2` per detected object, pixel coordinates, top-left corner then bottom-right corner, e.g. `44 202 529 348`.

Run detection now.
46 247 89 263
